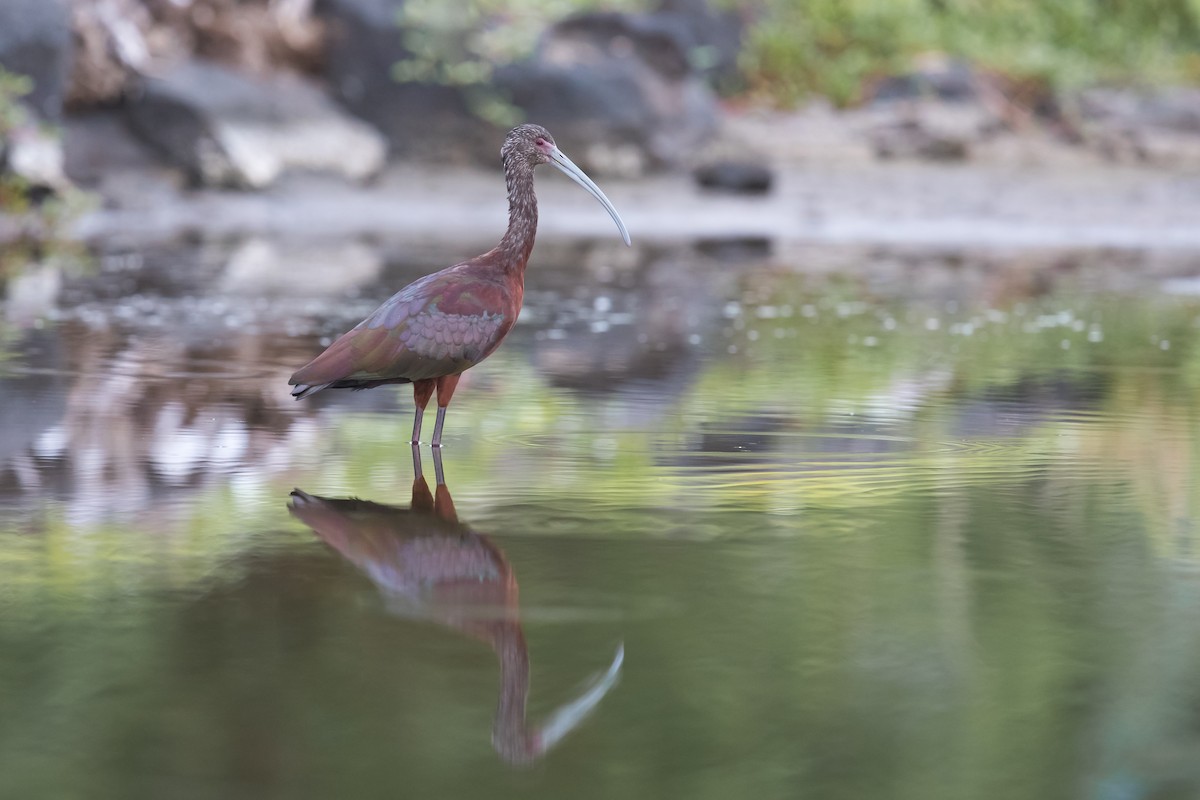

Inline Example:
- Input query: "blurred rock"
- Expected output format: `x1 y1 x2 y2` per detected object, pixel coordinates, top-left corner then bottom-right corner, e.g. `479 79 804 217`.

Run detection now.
0 0 73 201
4 261 62 326
860 55 1073 162
869 110 974 161
863 57 997 162
0 0 72 122
693 160 772 194
316 0 730 171
4 125 70 193
125 59 386 188
219 237 382 295
496 11 720 175
868 57 979 105
67 0 326 108
317 0 498 163
320 1 721 173
694 236 771 261
67 0 152 107
650 0 745 90
63 108 167 187
1077 88 1200 167
1080 87 1200 134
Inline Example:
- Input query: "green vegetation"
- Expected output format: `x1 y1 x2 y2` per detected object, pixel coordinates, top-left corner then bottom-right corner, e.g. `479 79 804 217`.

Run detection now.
390 0 1200 110
5 279 1200 797
0 68 36 214
741 0 1200 105
0 68 94 239
392 0 643 126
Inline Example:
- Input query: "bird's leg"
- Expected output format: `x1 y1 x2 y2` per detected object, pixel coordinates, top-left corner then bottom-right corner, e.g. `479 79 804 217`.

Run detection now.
431 374 462 448
411 379 436 444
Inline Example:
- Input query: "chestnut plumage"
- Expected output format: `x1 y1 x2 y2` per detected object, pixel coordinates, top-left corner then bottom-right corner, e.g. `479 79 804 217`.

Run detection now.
289 124 631 446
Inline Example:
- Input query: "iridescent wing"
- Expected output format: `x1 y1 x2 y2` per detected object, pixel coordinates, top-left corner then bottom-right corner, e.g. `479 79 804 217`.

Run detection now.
290 265 513 389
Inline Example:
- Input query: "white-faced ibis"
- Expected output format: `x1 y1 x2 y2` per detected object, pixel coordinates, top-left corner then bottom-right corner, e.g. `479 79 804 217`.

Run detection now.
289 124 631 446
288 447 624 764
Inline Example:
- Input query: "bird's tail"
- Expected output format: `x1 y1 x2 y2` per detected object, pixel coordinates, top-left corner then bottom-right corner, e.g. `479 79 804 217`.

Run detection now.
290 383 329 400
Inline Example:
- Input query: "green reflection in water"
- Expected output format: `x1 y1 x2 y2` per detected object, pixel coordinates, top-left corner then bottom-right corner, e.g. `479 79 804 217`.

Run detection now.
2 279 1200 798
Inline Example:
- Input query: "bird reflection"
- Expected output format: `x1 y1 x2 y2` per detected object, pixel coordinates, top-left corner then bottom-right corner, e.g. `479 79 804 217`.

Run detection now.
287 446 623 765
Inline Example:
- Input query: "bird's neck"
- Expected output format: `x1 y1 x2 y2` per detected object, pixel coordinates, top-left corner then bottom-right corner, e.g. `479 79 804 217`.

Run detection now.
492 622 537 762
496 159 538 273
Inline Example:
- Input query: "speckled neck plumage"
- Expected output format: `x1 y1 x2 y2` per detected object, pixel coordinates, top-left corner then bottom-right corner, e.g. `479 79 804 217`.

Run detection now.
492 625 536 762
496 154 538 272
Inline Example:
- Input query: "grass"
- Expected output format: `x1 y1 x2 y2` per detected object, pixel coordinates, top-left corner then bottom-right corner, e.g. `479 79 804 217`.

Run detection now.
388 0 1200 110
739 0 1200 105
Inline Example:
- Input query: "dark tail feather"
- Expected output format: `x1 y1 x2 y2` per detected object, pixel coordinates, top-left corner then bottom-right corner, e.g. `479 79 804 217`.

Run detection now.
291 377 412 399
291 383 329 400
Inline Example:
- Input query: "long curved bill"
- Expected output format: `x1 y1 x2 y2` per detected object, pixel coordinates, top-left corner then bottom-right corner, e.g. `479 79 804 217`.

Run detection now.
534 643 625 755
548 146 632 246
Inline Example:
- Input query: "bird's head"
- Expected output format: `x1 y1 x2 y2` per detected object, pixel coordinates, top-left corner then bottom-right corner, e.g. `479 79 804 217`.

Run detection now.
502 124 631 246
502 123 557 167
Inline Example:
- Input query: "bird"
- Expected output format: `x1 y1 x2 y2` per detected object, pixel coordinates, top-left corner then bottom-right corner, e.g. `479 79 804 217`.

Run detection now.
288 124 631 446
288 446 624 764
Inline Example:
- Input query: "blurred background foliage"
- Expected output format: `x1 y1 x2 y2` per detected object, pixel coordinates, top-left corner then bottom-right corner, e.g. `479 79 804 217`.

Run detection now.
392 0 1200 107
743 0 1200 105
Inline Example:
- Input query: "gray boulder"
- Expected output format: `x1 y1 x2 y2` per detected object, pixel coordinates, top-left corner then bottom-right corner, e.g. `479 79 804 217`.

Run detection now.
1077 88 1200 166
125 60 387 188
317 0 498 162
318 0 721 173
648 0 745 89
0 0 72 122
0 0 72 196
693 160 772 194
496 11 720 174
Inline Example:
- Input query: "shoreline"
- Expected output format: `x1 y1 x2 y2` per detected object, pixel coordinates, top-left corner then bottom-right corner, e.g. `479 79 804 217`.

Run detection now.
60 159 1200 254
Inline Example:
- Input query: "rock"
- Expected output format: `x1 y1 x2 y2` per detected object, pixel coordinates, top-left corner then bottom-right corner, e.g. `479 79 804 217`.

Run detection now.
0 0 72 122
1076 88 1200 166
317 1 721 173
867 56 978 105
492 61 654 175
5 124 69 192
870 113 973 161
124 60 386 188
862 55 1063 162
694 236 771 261
317 0 498 163
0 0 72 199
496 11 720 174
693 160 773 194
63 109 165 187
219 237 382 296
1079 87 1200 134
648 0 745 89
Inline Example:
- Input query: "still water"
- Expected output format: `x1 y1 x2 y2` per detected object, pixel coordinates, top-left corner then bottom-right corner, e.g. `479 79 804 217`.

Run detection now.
3 238 1200 799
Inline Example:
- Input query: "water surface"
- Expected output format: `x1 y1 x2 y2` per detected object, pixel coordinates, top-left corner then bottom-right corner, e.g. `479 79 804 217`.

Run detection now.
2 239 1200 799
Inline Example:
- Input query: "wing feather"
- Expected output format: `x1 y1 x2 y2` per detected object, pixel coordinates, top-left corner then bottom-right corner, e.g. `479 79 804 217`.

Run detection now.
289 266 513 389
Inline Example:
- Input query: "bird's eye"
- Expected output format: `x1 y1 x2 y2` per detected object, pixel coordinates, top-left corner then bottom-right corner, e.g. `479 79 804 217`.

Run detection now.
535 137 546 147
